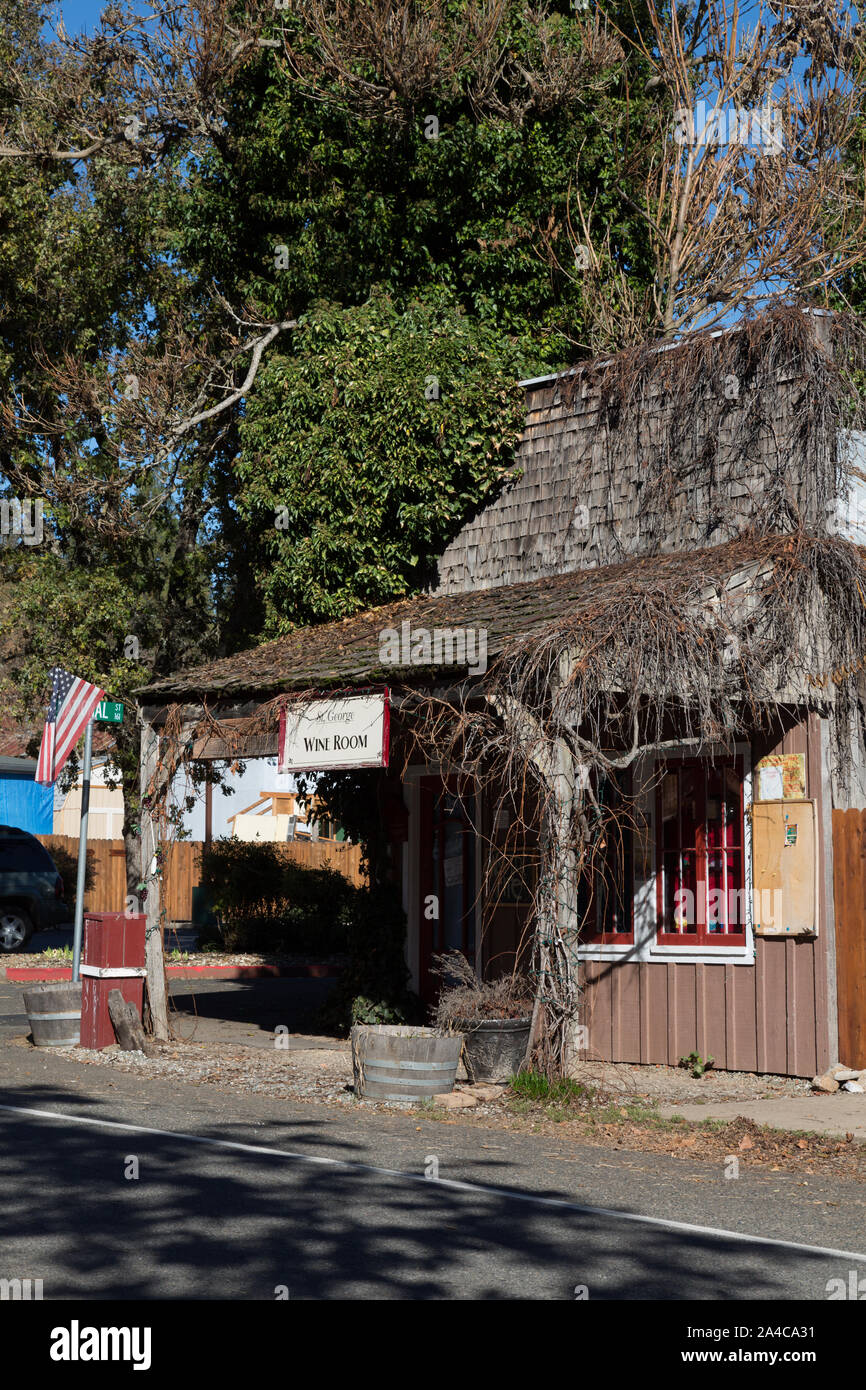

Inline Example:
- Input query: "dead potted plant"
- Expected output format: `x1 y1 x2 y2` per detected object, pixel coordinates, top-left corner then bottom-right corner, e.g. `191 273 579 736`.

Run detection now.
432 951 534 1084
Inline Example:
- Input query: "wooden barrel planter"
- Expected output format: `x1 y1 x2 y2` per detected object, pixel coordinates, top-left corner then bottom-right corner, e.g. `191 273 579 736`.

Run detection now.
22 982 82 1048
459 1017 532 1083
351 1024 463 1102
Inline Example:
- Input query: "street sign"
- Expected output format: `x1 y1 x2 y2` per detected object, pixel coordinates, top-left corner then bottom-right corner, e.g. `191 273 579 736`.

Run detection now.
94 700 124 724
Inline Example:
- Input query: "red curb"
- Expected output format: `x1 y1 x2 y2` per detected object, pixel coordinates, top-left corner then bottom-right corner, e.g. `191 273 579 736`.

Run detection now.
4 964 341 982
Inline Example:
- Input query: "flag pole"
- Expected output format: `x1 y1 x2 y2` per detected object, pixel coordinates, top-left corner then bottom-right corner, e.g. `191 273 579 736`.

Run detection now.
71 716 94 983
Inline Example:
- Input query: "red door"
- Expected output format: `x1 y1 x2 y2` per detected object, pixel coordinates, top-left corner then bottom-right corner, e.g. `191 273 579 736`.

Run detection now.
418 777 476 1005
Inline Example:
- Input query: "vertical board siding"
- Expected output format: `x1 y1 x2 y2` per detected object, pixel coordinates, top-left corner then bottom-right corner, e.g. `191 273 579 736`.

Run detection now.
759 941 790 1073
616 963 642 1062
579 941 824 1077
37 834 366 919
699 964 728 1068
833 808 866 1068
727 963 758 1073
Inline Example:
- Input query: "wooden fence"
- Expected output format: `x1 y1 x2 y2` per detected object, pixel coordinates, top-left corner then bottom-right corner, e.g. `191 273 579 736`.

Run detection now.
37 834 366 921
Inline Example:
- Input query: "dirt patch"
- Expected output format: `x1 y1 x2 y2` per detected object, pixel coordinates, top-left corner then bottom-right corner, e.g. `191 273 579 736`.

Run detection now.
565 1059 811 1104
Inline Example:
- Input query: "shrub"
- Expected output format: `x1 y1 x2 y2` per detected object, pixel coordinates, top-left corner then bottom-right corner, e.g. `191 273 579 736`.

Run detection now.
679 1050 714 1078
198 839 355 955
46 842 95 915
431 950 534 1030
317 880 421 1032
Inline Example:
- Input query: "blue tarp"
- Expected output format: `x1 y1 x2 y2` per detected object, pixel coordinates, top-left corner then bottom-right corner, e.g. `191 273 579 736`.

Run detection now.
0 773 54 834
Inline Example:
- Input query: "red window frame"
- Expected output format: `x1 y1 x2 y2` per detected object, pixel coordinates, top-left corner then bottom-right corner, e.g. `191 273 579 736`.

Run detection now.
655 757 746 946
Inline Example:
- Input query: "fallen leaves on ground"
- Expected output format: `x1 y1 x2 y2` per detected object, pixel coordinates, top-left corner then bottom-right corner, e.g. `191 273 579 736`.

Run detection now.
455 1108 866 1182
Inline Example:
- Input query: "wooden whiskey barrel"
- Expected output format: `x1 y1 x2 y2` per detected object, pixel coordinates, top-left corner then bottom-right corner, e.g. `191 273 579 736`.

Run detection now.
23 982 82 1048
351 1024 463 1102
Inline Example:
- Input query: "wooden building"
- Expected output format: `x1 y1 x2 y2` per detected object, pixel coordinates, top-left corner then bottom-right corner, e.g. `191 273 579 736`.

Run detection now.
139 309 866 1075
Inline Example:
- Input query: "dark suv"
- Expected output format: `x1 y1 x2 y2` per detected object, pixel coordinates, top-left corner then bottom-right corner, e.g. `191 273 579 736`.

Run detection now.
0 825 68 952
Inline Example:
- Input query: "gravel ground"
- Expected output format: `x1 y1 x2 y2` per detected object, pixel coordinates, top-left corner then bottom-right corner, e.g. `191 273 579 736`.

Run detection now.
29 1035 509 1115
39 1038 411 1111
15 1039 866 1178
12 1035 861 1178
24 1035 811 1112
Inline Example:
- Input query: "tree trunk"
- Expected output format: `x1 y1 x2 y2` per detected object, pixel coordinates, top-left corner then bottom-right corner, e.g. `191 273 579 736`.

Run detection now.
524 734 579 1074
497 679 580 1077
140 716 170 1041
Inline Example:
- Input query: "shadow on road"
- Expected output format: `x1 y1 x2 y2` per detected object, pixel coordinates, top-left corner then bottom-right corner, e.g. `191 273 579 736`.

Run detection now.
0 1080 842 1300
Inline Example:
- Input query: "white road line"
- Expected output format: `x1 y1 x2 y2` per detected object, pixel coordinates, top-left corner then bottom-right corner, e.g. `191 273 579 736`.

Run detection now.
2 1100 865 1263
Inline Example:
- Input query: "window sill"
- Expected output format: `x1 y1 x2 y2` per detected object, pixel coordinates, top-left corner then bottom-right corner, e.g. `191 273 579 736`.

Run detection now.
648 943 754 965
576 942 755 966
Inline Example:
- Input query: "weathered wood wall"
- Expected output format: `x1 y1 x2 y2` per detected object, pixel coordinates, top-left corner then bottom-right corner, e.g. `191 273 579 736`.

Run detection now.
832 808 866 1069
435 327 834 596
37 834 366 920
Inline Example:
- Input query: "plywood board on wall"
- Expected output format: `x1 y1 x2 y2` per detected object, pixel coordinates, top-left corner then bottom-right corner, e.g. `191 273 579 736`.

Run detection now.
751 799 818 935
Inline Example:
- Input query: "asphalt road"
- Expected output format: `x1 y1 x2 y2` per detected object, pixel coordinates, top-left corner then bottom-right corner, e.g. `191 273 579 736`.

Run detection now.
1 1044 865 1300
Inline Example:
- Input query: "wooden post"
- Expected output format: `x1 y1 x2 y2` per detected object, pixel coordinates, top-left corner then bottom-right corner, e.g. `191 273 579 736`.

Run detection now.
107 988 153 1055
140 716 170 1041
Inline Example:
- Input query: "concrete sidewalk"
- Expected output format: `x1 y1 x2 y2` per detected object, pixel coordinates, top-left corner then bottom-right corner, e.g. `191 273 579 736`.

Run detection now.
659 1094 866 1141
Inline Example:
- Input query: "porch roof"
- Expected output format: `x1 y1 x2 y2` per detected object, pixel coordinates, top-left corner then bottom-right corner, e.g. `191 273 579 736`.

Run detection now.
138 534 811 705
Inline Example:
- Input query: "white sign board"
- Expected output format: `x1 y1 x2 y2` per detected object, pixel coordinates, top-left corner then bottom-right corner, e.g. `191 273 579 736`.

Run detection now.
278 692 390 773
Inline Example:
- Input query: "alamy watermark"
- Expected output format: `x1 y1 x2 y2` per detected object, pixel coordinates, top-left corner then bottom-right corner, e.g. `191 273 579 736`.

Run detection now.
673 100 784 156
0 496 44 546
826 1270 866 1299
672 885 782 929
50 1322 151 1370
1 1277 43 1300
379 620 487 676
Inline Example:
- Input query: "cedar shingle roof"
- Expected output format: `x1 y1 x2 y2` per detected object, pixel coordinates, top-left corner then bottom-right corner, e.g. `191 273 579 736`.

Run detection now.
138 536 795 703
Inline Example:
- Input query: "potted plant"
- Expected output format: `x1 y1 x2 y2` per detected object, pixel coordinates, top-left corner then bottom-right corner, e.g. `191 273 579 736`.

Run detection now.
432 951 534 1084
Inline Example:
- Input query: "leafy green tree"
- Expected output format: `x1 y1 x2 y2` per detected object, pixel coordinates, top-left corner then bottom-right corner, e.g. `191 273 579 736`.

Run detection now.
0 1 226 895
176 0 657 356
0 0 658 885
173 1 657 631
238 289 533 632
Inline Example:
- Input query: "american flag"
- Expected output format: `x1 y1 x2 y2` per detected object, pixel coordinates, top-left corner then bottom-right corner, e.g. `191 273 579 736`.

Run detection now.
35 668 105 786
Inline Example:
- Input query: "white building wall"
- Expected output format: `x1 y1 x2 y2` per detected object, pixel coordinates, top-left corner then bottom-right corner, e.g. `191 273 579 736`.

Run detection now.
55 756 301 841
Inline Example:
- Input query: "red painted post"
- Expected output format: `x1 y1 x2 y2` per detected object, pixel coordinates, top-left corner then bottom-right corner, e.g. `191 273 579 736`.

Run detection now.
80 913 147 1050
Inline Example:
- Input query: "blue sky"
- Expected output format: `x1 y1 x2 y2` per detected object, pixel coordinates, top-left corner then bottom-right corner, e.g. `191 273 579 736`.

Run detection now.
52 1 111 34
